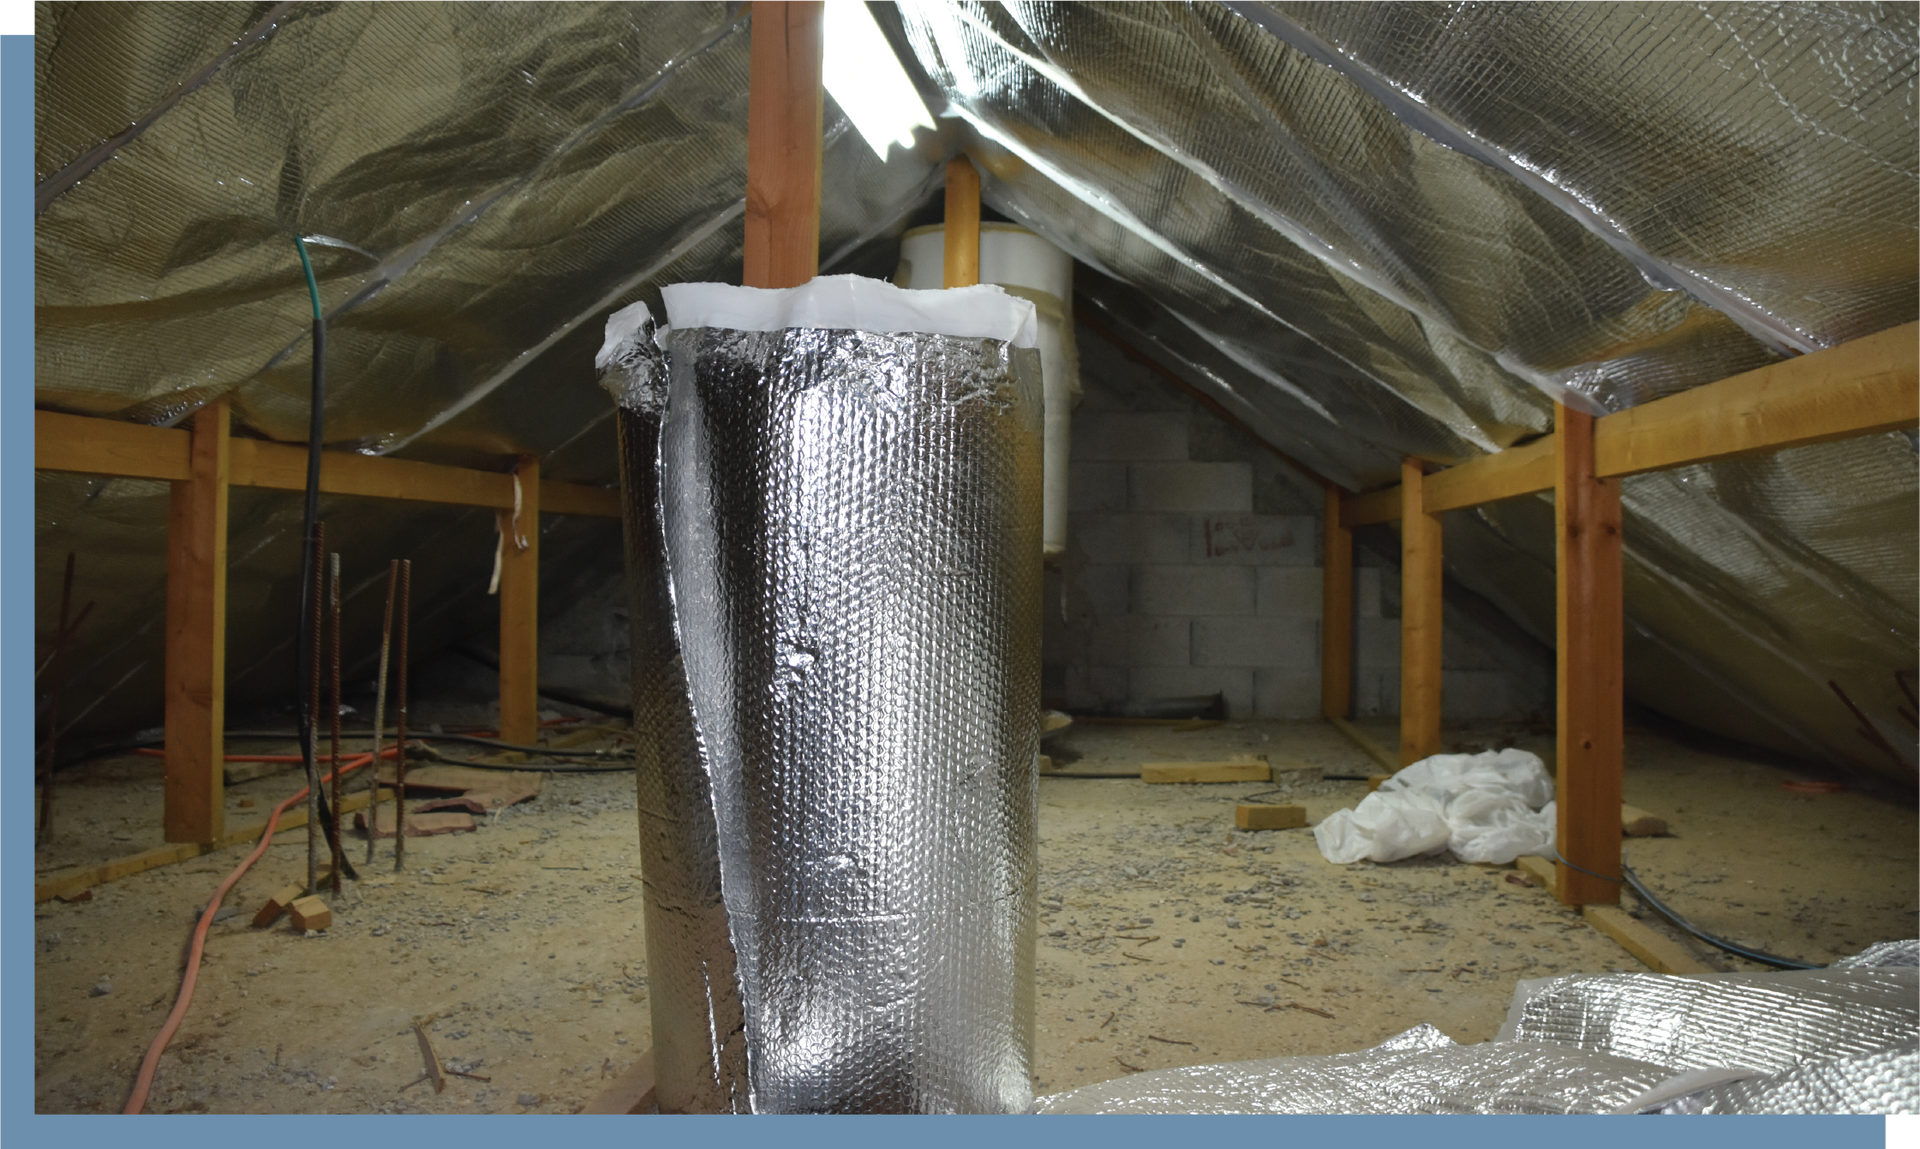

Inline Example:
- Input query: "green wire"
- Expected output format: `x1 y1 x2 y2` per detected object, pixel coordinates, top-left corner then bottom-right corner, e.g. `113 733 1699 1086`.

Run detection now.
292 234 322 322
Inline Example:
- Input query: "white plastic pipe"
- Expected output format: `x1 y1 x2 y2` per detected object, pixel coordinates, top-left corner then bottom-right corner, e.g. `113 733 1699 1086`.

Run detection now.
897 223 1079 559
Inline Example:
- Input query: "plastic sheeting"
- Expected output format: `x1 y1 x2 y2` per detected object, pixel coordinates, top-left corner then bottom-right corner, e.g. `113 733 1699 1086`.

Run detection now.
30 3 1919 782
605 279 1044 1112
1313 748 1556 865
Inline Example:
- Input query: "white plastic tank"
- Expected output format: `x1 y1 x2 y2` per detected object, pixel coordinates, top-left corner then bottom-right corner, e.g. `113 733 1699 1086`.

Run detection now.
896 222 1080 560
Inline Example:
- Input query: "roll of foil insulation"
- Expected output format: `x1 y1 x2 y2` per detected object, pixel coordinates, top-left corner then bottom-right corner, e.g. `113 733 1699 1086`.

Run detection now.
602 277 1044 1113
1034 1023 1676 1114
1636 1043 1919 1115
1501 966 1920 1077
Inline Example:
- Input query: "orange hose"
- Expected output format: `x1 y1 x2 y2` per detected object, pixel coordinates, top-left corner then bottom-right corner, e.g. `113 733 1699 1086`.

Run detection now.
123 748 386 1114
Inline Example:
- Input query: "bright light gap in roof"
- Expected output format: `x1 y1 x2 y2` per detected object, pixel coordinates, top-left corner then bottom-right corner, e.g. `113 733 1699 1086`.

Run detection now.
823 1 936 160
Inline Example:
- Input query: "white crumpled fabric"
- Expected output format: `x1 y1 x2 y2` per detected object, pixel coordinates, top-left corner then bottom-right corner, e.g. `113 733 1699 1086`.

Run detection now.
1313 749 1557 865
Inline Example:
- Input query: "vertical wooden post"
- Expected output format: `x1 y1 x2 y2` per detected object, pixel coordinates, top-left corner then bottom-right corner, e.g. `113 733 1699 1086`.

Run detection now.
497 453 540 747
943 156 981 288
164 397 230 844
1398 458 1442 766
1320 485 1353 719
744 0 824 290
1554 403 1624 905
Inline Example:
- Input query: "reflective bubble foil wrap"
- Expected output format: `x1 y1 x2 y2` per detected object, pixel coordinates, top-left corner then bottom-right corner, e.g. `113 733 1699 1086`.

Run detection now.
1035 1024 1675 1115
1501 966 1920 1077
605 278 1044 1113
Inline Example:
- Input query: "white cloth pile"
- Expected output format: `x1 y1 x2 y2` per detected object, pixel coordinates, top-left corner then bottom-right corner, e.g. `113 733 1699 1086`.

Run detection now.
1313 749 1556 865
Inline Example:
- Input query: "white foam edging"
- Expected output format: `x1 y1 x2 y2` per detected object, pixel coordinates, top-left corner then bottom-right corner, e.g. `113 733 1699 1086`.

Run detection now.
662 274 1039 349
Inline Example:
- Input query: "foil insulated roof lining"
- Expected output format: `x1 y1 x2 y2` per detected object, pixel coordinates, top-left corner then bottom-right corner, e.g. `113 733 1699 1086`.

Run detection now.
31 2 1919 777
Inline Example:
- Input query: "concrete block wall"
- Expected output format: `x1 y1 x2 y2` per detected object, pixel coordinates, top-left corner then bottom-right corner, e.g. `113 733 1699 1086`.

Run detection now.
1045 324 1552 722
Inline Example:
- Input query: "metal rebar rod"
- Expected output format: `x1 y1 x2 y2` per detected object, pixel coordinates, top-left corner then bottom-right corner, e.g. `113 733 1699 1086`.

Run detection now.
394 559 411 871
328 552 344 898
368 560 398 865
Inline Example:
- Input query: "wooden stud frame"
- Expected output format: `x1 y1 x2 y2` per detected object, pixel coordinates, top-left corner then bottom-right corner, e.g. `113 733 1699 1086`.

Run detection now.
1397 458 1443 766
37 410 619 842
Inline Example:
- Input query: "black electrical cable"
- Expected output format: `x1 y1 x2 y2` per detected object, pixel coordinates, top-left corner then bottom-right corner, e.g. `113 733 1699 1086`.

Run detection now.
290 235 349 874
1622 862 1821 970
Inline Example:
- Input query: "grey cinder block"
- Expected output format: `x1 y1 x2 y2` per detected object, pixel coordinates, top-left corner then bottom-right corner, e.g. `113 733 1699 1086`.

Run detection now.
1191 616 1318 669
1130 565 1256 617
1190 514 1314 564
1129 462 1252 513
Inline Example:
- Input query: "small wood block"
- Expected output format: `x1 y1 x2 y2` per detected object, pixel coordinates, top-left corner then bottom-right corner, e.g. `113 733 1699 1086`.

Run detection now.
1235 804 1306 831
1365 773 1394 791
1514 855 1558 895
253 882 307 928
1036 754 1056 775
1582 904 1711 974
355 807 477 838
1140 761 1271 784
288 895 332 931
581 1051 658 1115
1622 804 1670 838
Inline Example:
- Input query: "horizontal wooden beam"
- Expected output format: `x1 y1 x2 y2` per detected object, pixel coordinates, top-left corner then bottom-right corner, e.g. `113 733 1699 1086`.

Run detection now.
36 410 619 517
230 437 513 508
1425 436 1556 514
1334 321 1918 523
36 409 190 482
541 479 621 519
1342 485 1401 527
1595 320 1919 479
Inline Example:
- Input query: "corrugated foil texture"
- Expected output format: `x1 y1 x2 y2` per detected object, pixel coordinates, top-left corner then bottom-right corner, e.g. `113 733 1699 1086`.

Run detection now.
610 313 1044 1112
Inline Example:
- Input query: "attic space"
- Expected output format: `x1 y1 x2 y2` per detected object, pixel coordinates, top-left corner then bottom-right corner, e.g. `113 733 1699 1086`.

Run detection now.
30 0 1919 1117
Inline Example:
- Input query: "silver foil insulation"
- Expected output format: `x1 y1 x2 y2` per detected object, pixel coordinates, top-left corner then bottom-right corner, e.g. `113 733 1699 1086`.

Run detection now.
603 291 1044 1113
1037 948 1919 1115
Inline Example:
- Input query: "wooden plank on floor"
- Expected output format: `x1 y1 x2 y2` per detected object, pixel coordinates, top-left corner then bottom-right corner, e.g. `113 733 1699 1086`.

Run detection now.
1327 715 1398 773
34 788 379 903
1514 854 1558 894
1140 761 1271 784
1235 804 1306 830
1583 905 1712 974
582 1051 658 1114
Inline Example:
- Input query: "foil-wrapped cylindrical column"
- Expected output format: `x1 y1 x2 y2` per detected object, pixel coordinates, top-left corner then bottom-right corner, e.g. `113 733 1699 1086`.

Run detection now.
602 276 1044 1113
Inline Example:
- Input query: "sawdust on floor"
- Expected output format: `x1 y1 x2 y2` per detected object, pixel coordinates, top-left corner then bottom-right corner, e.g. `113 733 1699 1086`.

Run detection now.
32 718 1918 1113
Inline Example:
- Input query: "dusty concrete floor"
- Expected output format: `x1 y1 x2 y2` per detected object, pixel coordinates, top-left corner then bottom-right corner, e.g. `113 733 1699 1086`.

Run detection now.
32 717 1918 1113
